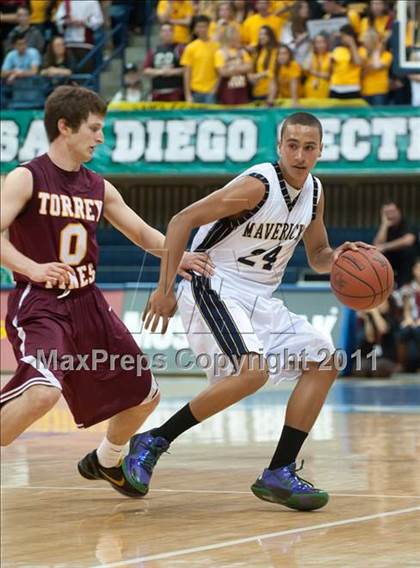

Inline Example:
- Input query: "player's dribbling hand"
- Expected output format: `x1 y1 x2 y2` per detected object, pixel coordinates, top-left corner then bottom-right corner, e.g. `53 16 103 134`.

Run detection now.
30 262 76 288
178 252 215 280
142 288 177 334
332 241 376 263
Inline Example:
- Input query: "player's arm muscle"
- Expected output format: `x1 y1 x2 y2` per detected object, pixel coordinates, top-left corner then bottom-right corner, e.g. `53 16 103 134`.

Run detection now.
0 168 37 276
103 180 165 255
159 176 265 291
303 190 334 274
173 176 265 228
1 169 77 285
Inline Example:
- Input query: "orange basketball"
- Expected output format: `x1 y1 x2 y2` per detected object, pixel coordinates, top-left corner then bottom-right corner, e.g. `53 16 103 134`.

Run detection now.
330 248 394 310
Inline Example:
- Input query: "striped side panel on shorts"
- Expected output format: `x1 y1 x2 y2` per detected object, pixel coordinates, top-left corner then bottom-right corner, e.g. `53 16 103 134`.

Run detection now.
191 274 250 366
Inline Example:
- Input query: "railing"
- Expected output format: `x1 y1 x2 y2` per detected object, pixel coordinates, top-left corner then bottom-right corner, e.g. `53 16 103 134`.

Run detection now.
71 0 157 93
144 0 156 52
69 23 127 92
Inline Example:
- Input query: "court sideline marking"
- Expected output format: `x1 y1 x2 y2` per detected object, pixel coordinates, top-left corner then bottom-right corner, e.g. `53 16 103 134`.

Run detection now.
89 506 420 567
1 485 420 500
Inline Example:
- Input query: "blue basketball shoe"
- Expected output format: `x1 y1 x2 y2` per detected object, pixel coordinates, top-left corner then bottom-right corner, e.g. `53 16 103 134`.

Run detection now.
121 431 170 496
251 461 329 511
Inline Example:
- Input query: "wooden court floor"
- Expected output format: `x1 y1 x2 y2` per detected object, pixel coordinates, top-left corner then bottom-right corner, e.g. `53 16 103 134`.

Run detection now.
1 377 420 567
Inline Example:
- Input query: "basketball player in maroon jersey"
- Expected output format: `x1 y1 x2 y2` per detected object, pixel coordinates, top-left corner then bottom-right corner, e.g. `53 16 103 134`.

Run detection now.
0 86 213 497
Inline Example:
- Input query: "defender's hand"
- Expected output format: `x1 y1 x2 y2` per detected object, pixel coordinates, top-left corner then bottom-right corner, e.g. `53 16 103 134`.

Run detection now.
178 251 215 280
30 262 75 288
333 241 376 263
143 288 177 334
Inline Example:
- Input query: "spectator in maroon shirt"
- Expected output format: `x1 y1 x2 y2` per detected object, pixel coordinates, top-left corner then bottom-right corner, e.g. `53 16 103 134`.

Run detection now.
143 23 184 102
215 25 252 105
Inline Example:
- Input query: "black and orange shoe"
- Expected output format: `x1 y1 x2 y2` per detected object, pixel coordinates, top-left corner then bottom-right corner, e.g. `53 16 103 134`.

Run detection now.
77 450 144 498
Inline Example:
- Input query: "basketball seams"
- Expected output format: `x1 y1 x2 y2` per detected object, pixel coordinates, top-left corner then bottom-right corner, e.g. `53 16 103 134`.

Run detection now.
332 262 377 295
356 249 386 294
339 254 365 272
330 283 378 309
329 284 382 300
331 249 394 310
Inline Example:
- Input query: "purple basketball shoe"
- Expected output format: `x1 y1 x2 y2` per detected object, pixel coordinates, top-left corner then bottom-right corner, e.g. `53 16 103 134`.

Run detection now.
121 431 170 496
251 461 329 511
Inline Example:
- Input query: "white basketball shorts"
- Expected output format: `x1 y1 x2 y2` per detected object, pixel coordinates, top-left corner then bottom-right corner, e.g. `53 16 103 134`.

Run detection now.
177 275 335 384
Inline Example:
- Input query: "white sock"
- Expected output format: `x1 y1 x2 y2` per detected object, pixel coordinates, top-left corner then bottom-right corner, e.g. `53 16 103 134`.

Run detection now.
96 437 125 468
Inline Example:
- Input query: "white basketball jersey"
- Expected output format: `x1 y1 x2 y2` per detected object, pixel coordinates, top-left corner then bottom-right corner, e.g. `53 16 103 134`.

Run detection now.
190 162 322 297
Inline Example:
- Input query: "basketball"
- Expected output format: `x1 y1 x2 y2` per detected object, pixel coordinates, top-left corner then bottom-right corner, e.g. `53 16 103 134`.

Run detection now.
330 248 394 310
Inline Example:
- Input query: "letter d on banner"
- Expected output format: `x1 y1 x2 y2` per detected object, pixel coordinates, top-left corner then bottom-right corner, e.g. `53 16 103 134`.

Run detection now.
112 120 145 162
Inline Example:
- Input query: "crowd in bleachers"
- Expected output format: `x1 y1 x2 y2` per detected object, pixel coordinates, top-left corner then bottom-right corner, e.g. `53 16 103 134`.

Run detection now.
1 0 419 107
351 202 420 378
135 0 419 106
0 0 109 107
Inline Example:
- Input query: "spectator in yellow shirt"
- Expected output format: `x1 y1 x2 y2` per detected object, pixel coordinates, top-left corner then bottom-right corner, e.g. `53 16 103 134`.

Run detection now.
330 25 365 99
215 26 252 104
194 0 218 20
157 0 194 44
209 1 241 44
268 43 302 105
28 0 53 31
303 34 331 99
248 25 278 100
359 0 392 42
271 1 295 26
360 29 392 105
181 15 219 103
241 0 283 48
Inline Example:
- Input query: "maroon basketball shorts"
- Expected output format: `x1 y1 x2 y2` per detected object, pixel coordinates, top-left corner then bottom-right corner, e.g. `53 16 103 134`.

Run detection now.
0 284 158 427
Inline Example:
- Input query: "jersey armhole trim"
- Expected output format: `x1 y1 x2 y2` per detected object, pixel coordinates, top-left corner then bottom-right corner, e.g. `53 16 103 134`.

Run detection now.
14 164 34 220
193 173 270 252
311 175 320 221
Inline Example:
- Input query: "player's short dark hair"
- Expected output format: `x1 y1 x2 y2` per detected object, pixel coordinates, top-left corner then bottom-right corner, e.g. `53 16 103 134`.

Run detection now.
44 85 107 142
280 112 323 142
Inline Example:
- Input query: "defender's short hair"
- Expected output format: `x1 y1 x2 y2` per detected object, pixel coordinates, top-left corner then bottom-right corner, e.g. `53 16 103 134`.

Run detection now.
44 85 107 142
280 112 323 142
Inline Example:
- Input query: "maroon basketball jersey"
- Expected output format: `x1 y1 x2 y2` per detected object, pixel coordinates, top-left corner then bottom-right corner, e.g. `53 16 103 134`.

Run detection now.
9 153 104 290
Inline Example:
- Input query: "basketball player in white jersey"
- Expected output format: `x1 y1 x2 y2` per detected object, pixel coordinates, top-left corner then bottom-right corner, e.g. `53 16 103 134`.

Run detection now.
121 112 372 510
